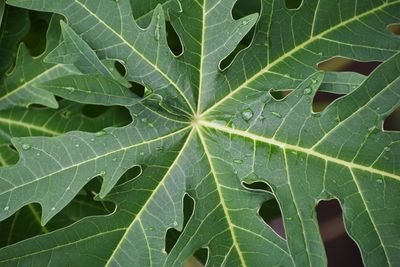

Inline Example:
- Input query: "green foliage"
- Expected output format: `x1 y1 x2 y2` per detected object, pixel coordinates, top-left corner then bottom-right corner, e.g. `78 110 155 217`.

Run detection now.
0 0 399 266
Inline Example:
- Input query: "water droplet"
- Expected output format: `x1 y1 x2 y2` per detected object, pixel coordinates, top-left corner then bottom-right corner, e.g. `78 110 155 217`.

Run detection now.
241 108 253 121
22 144 31 150
75 144 80 148
36 152 41 156
112 157 118 162
271 111 282 118
51 207 55 211
317 52 323 56
245 172 259 181
234 159 243 164
242 20 249 25
99 171 106 176
66 187 70 191
141 118 147 123
90 138 95 142
156 147 164 151
376 179 383 184
384 147 391 152
303 88 312 95
234 170 238 174
19 78 24 83
311 79 317 84
139 152 145 156
65 87 75 93
173 221 178 227
96 130 107 137
4 206 9 211
154 25 160 41
61 111 71 118
383 156 389 160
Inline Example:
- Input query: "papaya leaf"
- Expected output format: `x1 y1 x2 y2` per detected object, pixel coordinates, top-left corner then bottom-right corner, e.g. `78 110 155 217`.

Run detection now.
1 0 400 266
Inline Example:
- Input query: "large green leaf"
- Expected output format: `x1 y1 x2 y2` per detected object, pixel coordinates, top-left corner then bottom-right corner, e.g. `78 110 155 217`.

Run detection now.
0 15 78 110
1 0 400 266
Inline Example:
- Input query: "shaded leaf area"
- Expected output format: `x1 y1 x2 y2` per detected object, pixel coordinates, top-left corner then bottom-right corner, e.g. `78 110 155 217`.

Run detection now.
0 5 30 76
0 15 78 110
0 0 399 266
0 178 116 247
0 101 131 166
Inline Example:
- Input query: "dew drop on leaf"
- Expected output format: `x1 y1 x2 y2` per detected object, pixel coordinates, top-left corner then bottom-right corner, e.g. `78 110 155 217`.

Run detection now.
96 130 107 137
61 111 71 119
234 159 243 164
4 206 9 211
99 171 106 176
241 108 253 121
112 157 118 162
155 27 160 41
384 147 391 152
36 152 40 156
173 221 178 227
65 87 75 93
139 152 145 156
303 88 312 95
376 179 383 184
271 111 282 118
22 144 31 150
51 207 55 211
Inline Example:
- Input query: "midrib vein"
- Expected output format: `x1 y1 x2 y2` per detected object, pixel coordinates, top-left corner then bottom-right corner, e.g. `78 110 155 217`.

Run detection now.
0 126 191 197
73 0 195 114
311 75 400 149
105 129 194 266
198 120 400 181
198 129 247 267
196 0 207 113
0 117 62 136
0 65 61 101
202 0 399 116
349 169 392 266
